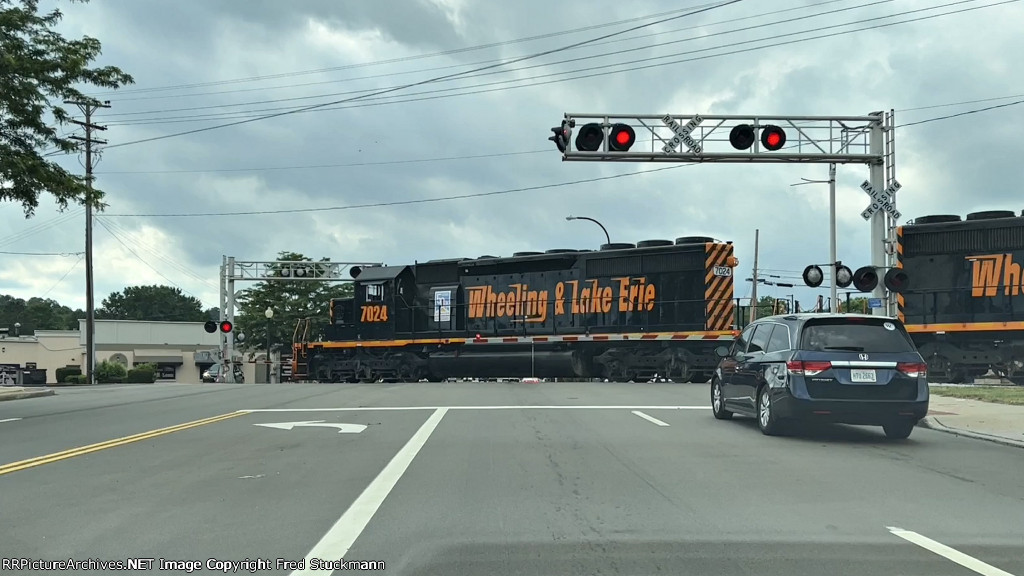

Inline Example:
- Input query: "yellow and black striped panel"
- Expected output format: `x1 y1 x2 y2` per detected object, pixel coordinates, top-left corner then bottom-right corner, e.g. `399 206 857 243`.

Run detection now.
895 226 905 322
704 242 736 331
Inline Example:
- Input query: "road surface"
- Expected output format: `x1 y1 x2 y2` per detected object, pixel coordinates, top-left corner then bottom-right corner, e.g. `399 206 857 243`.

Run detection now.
1 381 1021 575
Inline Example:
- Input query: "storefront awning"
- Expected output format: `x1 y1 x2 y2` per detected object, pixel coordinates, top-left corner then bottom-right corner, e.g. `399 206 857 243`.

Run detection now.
133 351 184 365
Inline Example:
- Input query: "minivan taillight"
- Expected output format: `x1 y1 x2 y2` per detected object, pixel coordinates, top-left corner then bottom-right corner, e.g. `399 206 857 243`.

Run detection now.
787 360 832 376
896 362 928 377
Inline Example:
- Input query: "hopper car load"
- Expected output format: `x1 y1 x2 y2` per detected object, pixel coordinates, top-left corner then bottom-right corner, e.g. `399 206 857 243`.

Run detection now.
291 237 741 383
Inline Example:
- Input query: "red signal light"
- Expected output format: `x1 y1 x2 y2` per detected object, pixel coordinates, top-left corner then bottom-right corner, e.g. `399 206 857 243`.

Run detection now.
608 123 635 151
220 321 233 333
760 125 786 151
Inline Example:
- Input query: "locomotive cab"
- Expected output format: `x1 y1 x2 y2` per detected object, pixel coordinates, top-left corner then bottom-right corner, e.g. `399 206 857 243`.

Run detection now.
351 265 417 340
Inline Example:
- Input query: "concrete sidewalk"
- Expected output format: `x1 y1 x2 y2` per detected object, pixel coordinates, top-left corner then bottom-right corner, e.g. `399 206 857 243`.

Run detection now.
920 387 1024 448
0 386 56 402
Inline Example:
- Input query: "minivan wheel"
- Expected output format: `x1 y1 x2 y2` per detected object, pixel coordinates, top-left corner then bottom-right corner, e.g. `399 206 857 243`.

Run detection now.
757 386 783 436
711 379 732 420
883 420 916 440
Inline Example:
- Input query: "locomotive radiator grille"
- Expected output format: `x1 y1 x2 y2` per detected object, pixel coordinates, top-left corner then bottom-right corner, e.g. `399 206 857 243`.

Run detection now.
704 242 735 331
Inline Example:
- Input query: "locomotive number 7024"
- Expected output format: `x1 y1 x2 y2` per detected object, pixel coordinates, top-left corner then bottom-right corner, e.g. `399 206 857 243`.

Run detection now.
361 305 389 323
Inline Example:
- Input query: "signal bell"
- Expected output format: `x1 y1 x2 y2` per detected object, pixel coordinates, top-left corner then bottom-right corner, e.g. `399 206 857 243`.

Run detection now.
549 119 573 153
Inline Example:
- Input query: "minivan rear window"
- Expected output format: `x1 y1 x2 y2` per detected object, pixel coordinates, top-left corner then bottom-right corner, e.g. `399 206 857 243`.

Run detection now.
798 318 916 353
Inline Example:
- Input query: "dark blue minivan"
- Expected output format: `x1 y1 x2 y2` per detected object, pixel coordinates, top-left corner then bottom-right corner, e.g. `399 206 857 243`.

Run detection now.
710 313 929 439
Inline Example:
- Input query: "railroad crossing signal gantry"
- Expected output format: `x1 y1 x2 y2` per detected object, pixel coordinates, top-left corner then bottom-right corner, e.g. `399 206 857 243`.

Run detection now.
548 111 900 316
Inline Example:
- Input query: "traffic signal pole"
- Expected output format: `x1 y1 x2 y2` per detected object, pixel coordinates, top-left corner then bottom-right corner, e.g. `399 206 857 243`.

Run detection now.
551 111 900 315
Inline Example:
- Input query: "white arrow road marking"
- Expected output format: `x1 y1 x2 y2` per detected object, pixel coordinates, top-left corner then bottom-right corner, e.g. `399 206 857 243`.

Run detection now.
253 421 367 434
290 408 448 576
631 410 670 427
887 527 1016 576
0 418 22 424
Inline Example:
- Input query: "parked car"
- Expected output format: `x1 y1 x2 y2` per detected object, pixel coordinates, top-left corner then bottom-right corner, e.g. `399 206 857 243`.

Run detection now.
201 364 221 383
710 313 929 439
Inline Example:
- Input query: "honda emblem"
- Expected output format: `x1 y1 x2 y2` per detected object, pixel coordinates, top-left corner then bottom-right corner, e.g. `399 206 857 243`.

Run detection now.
858 353 869 361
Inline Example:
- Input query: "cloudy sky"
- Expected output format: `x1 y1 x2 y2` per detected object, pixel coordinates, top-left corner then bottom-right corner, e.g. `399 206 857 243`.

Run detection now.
1 0 1022 314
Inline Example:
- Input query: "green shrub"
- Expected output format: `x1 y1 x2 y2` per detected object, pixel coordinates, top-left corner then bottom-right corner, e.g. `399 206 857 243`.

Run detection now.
56 367 82 383
125 368 156 383
96 360 127 383
68 374 88 385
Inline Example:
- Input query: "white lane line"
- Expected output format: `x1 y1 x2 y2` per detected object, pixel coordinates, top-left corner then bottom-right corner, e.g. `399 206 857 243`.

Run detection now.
0 418 22 424
631 410 670 427
290 408 448 576
887 526 1017 576
242 405 710 413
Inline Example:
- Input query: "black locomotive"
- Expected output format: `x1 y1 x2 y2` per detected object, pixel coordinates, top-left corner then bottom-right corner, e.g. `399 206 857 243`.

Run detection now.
897 209 1024 384
292 237 740 383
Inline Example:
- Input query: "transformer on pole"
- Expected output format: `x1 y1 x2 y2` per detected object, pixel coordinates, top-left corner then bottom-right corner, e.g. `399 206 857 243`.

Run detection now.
550 111 901 316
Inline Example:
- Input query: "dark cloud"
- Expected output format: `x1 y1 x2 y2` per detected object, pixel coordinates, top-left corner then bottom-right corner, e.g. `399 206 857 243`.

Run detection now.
3 0 1022 310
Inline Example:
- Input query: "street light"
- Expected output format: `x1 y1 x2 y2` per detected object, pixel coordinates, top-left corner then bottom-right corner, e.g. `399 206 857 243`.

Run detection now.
264 307 273 383
565 215 611 246
791 163 838 310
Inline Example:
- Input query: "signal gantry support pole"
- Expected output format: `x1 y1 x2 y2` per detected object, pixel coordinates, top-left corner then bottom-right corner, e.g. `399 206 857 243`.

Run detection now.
217 259 383 383
552 112 899 315
66 99 111 386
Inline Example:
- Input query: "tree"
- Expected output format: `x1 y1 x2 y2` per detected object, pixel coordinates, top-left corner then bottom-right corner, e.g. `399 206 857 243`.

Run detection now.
0 293 82 333
98 285 206 322
234 251 353 356
839 296 870 314
1 0 134 216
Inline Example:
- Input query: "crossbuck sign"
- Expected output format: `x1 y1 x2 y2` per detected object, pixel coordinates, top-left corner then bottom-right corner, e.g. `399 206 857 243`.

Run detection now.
860 179 902 221
661 114 704 154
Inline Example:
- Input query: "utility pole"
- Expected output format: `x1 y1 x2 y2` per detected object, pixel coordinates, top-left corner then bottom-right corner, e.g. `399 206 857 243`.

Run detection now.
66 99 110 386
750 229 759 323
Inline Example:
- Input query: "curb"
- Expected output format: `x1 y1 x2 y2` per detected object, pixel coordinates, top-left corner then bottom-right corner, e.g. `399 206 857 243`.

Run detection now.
918 416 1024 449
0 389 56 402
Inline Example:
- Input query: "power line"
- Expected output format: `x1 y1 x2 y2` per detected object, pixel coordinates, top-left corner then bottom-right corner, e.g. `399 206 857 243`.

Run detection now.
95 0 855 109
98 96 1022 220
80 1 735 98
98 0 898 123
101 1 746 149
94 218 202 298
0 250 84 256
899 98 1024 127
102 164 695 218
85 91 1024 176
96 149 549 175
98 0 1013 129
95 216 218 288
40 255 84 299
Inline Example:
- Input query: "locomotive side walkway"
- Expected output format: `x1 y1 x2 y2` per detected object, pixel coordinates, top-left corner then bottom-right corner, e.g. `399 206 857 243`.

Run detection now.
921 387 1024 448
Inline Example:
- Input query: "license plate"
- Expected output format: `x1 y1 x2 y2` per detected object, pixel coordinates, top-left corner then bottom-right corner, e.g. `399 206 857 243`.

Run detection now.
850 369 877 383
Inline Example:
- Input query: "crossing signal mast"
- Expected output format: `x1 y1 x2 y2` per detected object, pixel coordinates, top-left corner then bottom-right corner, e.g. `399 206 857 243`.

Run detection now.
549 111 901 315
215 257 382 383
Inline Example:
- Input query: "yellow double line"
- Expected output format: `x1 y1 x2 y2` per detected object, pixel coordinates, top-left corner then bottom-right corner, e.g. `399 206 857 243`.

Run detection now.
0 411 247 477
